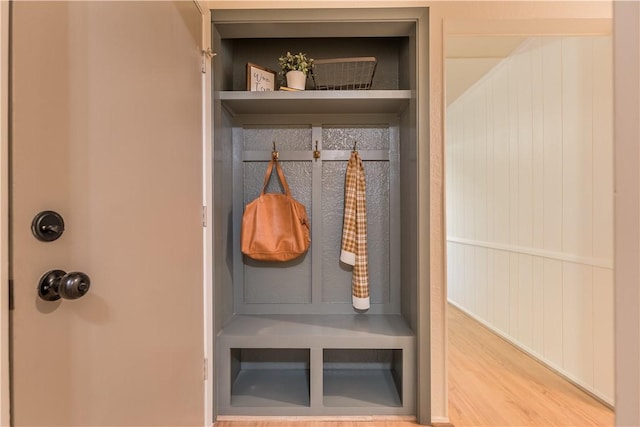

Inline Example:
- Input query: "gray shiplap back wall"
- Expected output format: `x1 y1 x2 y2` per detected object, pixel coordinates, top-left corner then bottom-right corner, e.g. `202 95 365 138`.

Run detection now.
233 124 399 315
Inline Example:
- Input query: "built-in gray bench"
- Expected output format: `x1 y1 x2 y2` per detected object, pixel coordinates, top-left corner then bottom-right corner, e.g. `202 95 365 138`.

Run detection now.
217 314 416 416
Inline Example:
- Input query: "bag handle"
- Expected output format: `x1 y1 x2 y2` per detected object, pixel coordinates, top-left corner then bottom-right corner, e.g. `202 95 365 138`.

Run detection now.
260 158 292 197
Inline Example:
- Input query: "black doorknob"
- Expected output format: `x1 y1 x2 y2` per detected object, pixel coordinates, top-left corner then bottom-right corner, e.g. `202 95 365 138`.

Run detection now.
38 270 91 301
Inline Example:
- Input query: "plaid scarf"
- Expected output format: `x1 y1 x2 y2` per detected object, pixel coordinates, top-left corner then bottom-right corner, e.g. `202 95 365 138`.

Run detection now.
340 150 369 311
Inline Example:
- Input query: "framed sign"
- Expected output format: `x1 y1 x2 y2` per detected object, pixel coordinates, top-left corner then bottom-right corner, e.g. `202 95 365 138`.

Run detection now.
246 63 276 91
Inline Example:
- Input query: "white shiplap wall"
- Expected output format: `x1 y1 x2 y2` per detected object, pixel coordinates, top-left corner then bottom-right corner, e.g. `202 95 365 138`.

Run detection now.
446 36 614 405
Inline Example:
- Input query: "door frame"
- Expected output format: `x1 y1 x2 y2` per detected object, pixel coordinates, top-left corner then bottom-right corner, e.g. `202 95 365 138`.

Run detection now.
0 1 9 425
613 2 640 425
196 0 214 425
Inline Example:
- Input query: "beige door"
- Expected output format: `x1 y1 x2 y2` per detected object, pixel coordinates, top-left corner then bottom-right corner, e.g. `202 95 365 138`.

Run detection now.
10 2 205 425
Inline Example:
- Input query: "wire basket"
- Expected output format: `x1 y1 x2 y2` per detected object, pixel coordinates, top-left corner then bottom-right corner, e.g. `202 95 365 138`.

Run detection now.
311 57 377 90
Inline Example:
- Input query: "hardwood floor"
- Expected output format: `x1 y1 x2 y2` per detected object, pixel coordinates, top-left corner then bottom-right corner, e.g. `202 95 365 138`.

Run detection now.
448 304 614 427
214 306 614 427
214 421 420 427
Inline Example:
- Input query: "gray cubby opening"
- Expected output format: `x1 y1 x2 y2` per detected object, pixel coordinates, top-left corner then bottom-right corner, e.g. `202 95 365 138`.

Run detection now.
323 349 403 408
230 348 310 407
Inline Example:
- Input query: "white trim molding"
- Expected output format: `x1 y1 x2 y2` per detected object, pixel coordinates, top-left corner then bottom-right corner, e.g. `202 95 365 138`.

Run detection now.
447 237 613 270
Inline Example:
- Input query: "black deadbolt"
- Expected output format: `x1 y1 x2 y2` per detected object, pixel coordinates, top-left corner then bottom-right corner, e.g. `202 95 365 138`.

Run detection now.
31 211 65 242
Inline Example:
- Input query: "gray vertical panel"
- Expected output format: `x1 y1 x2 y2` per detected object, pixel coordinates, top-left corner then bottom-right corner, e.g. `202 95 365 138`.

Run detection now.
321 127 390 306
221 114 236 324
400 102 422 420
398 36 411 92
218 346 234 408
322 160 352 303
239 126 314 306
219 38 234 91
211 25 225 421
414 9 430 426
232 127 246 312
214 106 235 332
310 347 324 409
399 108 418 331
230 349 241 386
311 126 323 304
403 341 416 412
243 161 313 304
389 124 402 310
365 161 391 304
392 349 403 402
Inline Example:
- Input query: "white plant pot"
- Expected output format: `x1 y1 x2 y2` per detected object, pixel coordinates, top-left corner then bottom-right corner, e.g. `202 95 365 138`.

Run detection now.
286 70 306 90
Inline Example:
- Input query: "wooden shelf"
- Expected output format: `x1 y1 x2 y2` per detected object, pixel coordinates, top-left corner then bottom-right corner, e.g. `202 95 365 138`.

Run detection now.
219 90 412 116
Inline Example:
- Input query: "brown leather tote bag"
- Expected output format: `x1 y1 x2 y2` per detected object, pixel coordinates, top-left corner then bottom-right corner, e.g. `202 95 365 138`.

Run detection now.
241 158 311 261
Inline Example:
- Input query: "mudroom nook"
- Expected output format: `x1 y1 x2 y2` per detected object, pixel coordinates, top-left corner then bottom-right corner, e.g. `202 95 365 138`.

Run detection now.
210 8 430 421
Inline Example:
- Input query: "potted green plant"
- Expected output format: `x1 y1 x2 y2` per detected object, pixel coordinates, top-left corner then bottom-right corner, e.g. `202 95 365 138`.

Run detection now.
278 51 314 90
